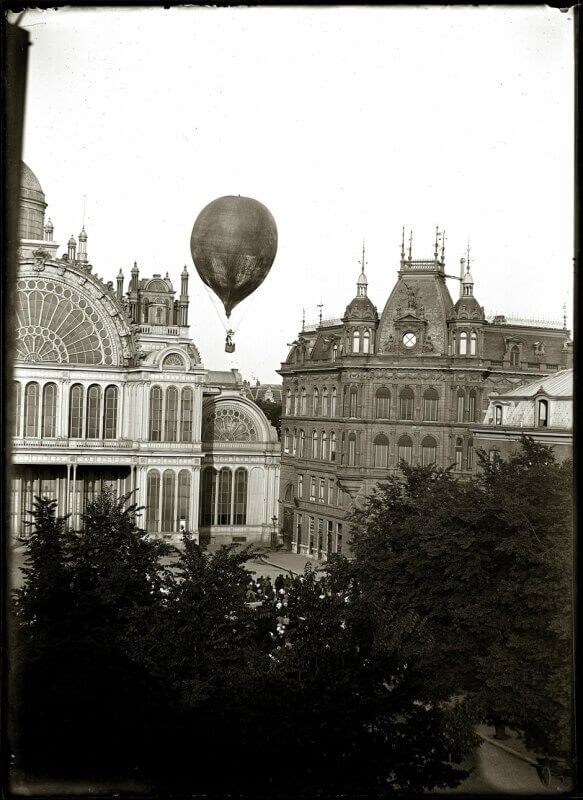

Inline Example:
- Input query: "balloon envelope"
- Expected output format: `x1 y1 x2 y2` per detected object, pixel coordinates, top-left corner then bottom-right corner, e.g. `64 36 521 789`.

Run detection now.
190 195 278 318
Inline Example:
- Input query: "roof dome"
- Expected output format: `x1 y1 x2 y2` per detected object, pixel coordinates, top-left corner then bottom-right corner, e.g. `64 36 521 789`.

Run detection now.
357 271 367 287
453 295 484 320
21 162 44 195
344 294 378 321
20 162 47 240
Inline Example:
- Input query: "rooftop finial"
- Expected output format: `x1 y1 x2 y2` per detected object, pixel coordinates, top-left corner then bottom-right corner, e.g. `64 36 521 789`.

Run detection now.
408 230 413 260
301 307 305 332
400 226 405 263
466 239 471 271
82 195 86 228
563 301 567 330
434 226 440 261
359 239 367 275
441 229 446 262
317 302 323 326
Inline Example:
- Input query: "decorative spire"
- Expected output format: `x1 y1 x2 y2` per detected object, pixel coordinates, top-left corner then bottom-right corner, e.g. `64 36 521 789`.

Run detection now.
301 307 305 332
357 241 368 296
317 302 323 326
401 226 405 264
358 240 367 275
434 226 440 261
441 229 446 263
408 230 413 260
466 239 471 270
563 302 567 330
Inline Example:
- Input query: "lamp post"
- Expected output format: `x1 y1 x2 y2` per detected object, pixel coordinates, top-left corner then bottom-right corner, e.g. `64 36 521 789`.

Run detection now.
271 515 278 549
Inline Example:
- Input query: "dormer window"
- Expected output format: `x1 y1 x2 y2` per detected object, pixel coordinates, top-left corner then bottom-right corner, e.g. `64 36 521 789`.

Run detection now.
459 331 467 355
537 399 548 428
470 331 477 355
494 405 503 425
363 330 370 354
332 343 338 361
510 346 520 367
352 330 360 353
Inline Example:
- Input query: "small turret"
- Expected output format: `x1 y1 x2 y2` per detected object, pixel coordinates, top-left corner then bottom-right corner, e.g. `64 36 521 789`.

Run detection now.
67 235 77 261
179 265 189 325
78 226 88 263
356 242 368 297
116 269 124 301
44 218 54 242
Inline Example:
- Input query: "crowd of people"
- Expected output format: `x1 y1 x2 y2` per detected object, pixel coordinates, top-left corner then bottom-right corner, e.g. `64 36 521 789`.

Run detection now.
246 572 292 604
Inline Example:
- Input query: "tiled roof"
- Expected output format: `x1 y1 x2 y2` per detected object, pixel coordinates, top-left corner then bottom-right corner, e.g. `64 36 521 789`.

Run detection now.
500 369 572 399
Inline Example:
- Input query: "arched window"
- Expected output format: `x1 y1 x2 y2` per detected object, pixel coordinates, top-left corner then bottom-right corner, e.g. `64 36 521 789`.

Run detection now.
451 331 456 355
292 428 298 456
322 387 329 416
218 468 232 525
299 429 305 457
468 389 477 423
374 434 389 468
86 384 101 439
147 470 160 532
284 483 294 502
332 343 338 361
103 385 118 439
24 382 40 438
422 436 437 466
341 432 346 465
348 432 357 466
375 387 390 419
510 346 520 367
349 386 358 417
538 399 548 427
285 389 292 415
455 437 464 471
294 390 299 415
312 430 319 459
399 387 414 420
165 386 178 442
149 386 163 441
300 388 307 415
321 430 328 460
470 331 477 355
398 435 413 465
68 384 83 438
495 405 503 425
457 389 465 423
331 387 337 416
284 428 290 454
201 468 217 525
313 387 320 416
459 331 467 355
181 387 193 442
330 431 337 462
467 439 474 470
162 469 176 531
42 383 57 437
14 382 22 437
363 330 370 354
352 329 360 353
177 470 191 529
423 388 439 422
234 468 247 525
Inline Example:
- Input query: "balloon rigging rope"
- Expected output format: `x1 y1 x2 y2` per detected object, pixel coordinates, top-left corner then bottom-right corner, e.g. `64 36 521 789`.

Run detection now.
232 287 261 334
202 282 229 334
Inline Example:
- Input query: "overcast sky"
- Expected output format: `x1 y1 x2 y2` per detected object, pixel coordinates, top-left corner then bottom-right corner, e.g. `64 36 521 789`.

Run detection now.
15 5 574 383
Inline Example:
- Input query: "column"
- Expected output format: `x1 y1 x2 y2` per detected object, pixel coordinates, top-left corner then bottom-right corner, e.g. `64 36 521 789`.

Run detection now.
191 463 200 533
229 466 236 525
70 463 77 529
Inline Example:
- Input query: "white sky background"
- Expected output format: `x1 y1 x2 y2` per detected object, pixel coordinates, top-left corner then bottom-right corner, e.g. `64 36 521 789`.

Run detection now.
16 5 574 383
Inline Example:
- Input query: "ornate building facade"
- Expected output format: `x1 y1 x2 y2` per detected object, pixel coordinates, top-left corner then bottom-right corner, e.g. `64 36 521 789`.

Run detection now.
10 164 280 545
278 234 572 558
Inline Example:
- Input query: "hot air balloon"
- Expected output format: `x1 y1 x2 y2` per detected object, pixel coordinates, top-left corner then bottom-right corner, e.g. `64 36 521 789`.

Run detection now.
190 195 278 352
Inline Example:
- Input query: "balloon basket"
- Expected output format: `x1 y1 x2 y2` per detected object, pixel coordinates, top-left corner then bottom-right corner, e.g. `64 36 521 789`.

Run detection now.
225 342 235 353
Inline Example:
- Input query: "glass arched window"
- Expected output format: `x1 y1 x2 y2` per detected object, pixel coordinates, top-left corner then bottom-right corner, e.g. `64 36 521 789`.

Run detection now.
162 470 175 531
467 438 474 470
165 386 178 442
459 331 467 355
457 389 465 423
340 432 346 465
14 382 22 437
455 437 463 471
181 387 193 442
349 387 358 417
451 332 456 355
294 390 299 415
300 388 307 415
423 388 439 422
299 429 305 458
468 389 477 423
313 387 320 416
149 386 163 441
510 346 520 367
399 387 414 421
69 384 83 438
312 430 319 459
330 431 337 462
495 405 503 425
24 382 40 438
348 432 357 466
103 385 118 439
218 468 232 525
374 434 389 468
201 468 217 525
322 387 329 416
538 399 548 427
285 389 292 415
332 343 338 361
331 387 337 416
42 382 57 438
86 385 101 439
321 430 328 460
146 470 160 532
292 428 298 456
363 330 370 354
175 470 190 531
470 331 477 355
352 329 360 353
398 435 413 465
284 428 290 454
375 387 390 419
422 436 437 466
234 468 247 525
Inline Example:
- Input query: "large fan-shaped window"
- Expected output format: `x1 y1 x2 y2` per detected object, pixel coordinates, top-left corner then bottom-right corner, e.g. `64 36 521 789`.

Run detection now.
15 279 117 365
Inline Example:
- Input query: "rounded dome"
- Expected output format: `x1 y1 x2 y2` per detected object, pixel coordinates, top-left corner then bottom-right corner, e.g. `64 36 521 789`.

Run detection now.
462 270 474 286
453 295 484 320
357 271 367 286
344 294 378 321
190 195 278 318
21 162 44 195
20 163 47 240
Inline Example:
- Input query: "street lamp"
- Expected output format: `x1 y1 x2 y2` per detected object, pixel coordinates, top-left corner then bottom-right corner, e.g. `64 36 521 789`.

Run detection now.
271 515 278 549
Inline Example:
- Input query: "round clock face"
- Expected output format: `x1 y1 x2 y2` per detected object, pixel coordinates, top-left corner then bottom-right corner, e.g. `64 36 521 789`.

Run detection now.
403 331 417 348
